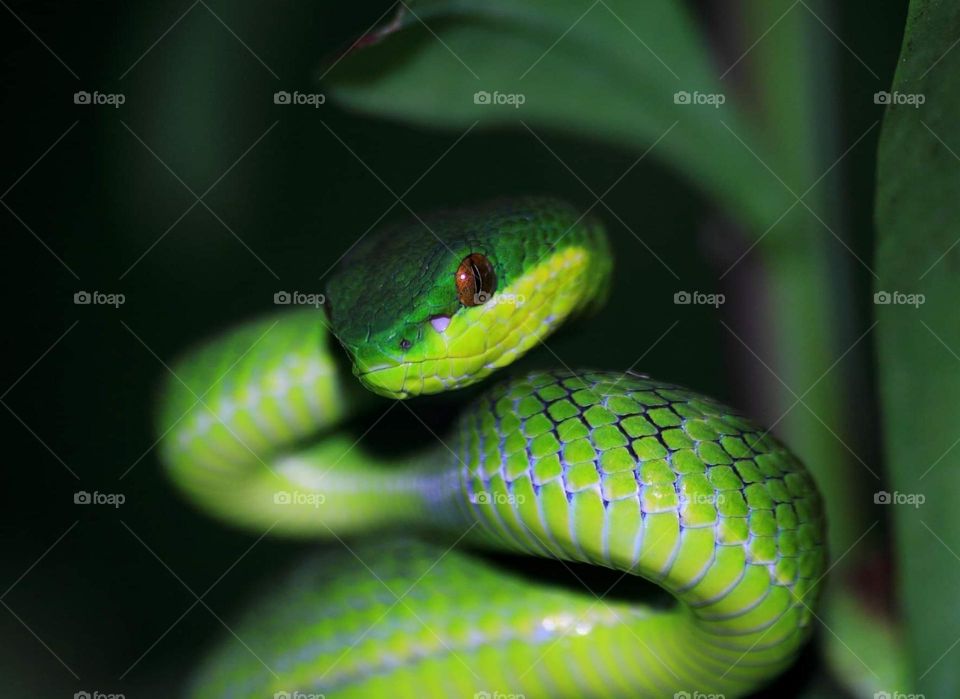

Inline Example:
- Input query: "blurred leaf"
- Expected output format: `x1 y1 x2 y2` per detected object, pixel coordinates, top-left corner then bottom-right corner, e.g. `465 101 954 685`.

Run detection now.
823 584 909 696
324 0 793 230
876 1 960 696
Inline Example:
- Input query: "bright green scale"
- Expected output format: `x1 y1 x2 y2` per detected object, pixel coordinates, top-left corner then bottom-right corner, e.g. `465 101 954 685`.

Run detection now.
157 198 825 698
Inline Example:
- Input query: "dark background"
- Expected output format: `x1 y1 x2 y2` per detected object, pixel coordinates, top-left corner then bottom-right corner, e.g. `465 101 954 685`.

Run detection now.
1 2 906 697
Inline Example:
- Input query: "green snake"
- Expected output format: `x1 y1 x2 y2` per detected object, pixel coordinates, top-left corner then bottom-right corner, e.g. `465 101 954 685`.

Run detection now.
157 198 826 698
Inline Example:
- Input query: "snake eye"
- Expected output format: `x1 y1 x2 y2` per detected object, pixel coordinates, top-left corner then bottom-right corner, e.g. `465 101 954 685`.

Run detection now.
456 253 496 306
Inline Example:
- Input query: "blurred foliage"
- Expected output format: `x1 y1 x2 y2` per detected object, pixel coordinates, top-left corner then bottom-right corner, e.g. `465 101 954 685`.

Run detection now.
877 1 960 696
327 0 793 230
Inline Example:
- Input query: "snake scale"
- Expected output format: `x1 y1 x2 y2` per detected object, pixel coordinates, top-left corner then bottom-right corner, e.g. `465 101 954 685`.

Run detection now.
156 197 826 698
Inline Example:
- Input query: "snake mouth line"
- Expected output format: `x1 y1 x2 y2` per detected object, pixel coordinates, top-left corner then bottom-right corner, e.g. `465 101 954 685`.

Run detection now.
354 351 489 399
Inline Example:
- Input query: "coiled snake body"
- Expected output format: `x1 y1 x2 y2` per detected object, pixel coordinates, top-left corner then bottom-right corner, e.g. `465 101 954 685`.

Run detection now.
157 198 825 698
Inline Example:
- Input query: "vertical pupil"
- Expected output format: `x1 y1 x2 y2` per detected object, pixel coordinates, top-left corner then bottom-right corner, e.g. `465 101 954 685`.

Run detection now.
471 263 484 292
456 253 496 306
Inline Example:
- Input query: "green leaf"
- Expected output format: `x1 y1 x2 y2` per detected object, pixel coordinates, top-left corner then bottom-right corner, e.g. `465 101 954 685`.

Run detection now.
324 0 793 230
876 1 960 696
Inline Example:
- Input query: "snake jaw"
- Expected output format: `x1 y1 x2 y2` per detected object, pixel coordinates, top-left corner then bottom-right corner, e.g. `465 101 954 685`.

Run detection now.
350 351 408 397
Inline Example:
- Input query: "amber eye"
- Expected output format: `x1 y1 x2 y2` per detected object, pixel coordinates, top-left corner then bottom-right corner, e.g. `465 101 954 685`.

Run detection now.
455 253 496 306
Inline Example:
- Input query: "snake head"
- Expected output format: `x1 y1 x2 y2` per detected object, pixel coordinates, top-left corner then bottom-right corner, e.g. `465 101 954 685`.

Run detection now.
325 197 611 399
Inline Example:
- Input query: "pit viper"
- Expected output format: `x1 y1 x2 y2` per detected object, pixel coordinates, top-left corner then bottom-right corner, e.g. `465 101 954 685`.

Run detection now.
157 197 826 698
